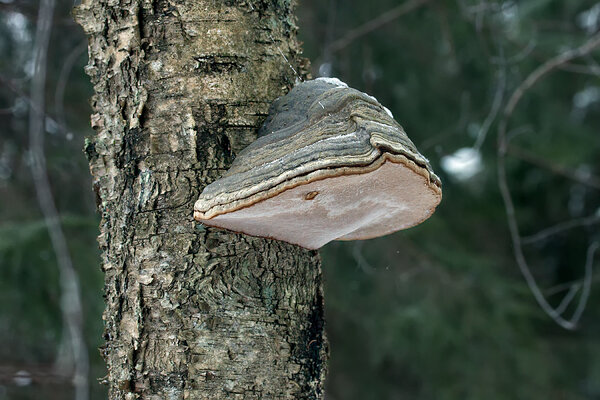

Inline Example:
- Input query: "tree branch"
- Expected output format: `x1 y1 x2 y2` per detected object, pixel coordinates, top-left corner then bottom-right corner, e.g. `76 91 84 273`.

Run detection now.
28 0 89 397
506 144 600 190
326 0 430 53
54 40 86 139
497 31 600 330
503 32 600 118
522 213 600 245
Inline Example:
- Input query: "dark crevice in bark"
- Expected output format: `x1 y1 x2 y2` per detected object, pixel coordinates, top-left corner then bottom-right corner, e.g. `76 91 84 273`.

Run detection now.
193 55 248 74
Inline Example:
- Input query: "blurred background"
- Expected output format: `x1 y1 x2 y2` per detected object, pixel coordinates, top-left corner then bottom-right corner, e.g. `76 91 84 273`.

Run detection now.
1 0 599 399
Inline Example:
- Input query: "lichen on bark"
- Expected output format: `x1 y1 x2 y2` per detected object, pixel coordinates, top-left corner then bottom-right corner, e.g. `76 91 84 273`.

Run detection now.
73 0 326 398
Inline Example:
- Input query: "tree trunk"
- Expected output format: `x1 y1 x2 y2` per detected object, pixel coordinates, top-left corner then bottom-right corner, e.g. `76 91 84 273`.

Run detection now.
73 1 327 398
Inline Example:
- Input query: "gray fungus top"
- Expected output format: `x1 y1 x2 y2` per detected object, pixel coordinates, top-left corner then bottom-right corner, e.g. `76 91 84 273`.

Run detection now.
194 78 442 249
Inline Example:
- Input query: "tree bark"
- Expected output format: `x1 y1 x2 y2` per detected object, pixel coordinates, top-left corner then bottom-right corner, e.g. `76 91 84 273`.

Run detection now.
73 1 327 398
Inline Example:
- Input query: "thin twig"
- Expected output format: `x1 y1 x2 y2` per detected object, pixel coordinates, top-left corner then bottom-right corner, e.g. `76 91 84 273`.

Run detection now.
504 32 600 117
506 125 534 142
471 31 507 151
491 37 537 65
522 214 600 245
558 62 600 76
318 0 338 72
419 91 470 151
28 0 89 398
506 144 600 190
554 283 580 316
326 0 430 53
545 274 600 296
497 31 600 330
0 74 71 136
54 41 86 138
352 241 375 274
474 63 505 151
570 242 597 324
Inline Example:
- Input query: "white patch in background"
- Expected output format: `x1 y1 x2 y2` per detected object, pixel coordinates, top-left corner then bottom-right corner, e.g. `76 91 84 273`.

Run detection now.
573 86 600 109
577 3 600 34
4 12 34 77
12 97 28 117
571 85 600 121
318 62 332 77
5 11 29 43
45 116 59 135
24 57 35 78
13 370 32 387
501 1 518 23
500 1 520 38
362 66 382 83
440 147 482 181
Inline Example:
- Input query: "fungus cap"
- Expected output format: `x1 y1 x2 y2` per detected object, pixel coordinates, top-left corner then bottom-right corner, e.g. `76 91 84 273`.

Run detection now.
194 78 442 249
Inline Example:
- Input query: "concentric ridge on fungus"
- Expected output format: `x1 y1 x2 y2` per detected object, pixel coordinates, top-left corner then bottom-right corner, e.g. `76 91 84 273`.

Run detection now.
194 78 442 249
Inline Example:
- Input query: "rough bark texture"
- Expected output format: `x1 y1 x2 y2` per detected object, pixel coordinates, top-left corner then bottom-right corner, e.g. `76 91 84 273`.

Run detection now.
73 0 327 398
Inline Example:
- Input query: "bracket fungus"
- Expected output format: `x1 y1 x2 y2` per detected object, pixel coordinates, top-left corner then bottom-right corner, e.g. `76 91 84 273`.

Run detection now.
194 78 442 249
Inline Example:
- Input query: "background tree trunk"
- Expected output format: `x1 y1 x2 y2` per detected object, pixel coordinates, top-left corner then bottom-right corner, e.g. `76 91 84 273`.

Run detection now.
74 0 327 398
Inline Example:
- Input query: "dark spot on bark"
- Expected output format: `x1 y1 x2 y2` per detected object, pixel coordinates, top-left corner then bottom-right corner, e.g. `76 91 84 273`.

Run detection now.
306 288 326 378
93 181 102 209
83 138 98 161
189 233 203 254
99 343 109 361
197 299 211 312
133 379 148 393
194 102 234 170
206 371 216 380
206 315 220 330
220 133 232 156
137 4 145 40
193 55 247 74
149 0 174 17
119 127 143 172
291 285 326 398
205 237 220 251
148 371 187 392
117 379 131 391
208 102 227 124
